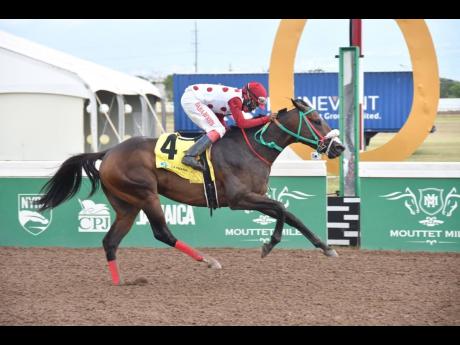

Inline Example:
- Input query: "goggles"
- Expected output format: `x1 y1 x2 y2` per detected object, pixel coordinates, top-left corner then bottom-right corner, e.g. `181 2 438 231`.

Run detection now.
257 96 267 106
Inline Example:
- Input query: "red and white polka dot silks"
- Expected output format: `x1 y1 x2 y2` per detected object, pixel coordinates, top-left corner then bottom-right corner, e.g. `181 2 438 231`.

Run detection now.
188 84 242 116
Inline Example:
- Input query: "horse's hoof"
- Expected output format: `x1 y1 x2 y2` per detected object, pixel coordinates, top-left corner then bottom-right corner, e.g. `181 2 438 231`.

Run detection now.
323 248 339 257
203 256 222 269
261 243 272 258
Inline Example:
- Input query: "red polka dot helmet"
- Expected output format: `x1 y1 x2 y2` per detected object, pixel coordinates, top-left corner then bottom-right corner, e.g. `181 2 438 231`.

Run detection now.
242 82 267 110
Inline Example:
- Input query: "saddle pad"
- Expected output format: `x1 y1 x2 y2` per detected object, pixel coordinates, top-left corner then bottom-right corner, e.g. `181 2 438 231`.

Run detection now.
155 133 215 184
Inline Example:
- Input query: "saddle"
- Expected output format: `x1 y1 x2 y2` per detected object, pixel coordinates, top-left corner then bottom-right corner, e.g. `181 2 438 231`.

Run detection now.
155 133 219 214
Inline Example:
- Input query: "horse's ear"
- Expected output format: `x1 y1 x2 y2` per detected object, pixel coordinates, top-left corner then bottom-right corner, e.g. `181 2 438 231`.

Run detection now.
291 98 310 112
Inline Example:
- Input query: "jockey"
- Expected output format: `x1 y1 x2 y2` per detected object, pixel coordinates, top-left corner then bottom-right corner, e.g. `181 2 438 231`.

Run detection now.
180 81 276 171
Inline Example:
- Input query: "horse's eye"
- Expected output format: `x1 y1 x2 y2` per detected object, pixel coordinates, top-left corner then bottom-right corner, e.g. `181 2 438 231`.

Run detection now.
310 118 322 125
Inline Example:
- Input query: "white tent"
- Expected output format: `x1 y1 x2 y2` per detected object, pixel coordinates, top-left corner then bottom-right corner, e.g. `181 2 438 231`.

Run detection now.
0 30 164 159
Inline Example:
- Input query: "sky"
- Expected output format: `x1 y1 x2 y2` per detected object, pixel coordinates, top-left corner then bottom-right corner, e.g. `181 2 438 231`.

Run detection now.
0 19 459 81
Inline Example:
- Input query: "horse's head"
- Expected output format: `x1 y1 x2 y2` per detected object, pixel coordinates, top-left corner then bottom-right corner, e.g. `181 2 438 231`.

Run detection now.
281 98 345 159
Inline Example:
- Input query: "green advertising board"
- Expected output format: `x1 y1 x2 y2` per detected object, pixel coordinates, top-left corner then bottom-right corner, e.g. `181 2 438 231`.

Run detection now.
0 160 327 249
360 163 460 252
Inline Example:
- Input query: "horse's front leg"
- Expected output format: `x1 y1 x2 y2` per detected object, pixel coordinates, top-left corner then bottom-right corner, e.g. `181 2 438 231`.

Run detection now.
229 192 286 258
262 209 338 257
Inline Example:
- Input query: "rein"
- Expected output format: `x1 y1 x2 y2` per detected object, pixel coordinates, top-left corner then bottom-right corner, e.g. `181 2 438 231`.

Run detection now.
240 128 272 166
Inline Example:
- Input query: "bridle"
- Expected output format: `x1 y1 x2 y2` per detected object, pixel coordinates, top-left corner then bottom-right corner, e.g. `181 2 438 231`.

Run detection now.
254 108 341 156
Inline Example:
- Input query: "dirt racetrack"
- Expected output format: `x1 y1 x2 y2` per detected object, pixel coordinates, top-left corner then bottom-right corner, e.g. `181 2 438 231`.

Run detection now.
1 246 459 325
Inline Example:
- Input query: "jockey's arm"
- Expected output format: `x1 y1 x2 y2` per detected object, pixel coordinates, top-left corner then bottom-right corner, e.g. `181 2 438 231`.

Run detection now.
228 97 271 128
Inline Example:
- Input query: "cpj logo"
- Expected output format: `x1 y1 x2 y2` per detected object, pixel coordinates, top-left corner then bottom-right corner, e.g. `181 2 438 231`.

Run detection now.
18 194 52 236
380 187 460 227
78 199 111 232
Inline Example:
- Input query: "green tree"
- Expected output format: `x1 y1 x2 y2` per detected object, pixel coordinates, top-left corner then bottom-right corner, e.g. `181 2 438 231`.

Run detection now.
440 78 460 98
163 74 173 101
447 83 460 98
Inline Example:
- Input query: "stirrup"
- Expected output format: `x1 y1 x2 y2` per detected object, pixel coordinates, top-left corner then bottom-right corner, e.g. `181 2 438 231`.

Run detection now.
182 155 205 172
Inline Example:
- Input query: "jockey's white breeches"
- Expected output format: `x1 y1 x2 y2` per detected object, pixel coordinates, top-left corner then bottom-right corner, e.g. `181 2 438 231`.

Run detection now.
180 88 226 138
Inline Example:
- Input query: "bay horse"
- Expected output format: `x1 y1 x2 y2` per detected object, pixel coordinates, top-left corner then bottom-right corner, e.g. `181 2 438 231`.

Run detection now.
37 98 345 285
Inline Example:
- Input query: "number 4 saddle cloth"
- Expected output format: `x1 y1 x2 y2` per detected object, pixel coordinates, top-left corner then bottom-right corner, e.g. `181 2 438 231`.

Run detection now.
155 133 216 184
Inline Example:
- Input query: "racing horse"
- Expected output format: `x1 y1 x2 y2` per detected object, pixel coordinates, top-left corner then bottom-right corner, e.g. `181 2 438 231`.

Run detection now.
37 98 345 285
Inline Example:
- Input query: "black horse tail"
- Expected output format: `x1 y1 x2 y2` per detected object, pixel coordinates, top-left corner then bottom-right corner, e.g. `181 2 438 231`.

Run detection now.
37 151 108 212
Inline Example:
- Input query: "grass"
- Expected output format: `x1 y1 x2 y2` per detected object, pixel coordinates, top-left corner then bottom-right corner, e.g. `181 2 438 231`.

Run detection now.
327 113 460 194
367 114 460 161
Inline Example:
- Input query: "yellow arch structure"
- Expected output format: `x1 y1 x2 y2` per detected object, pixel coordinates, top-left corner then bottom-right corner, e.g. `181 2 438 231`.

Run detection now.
269 19 439 174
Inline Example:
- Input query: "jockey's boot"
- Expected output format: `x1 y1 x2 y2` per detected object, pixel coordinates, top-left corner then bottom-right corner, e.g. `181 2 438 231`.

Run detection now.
182 134 213 172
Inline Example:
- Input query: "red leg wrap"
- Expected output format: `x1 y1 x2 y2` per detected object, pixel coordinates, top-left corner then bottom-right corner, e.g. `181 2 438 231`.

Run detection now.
108 260 120 285
174 240 204 261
